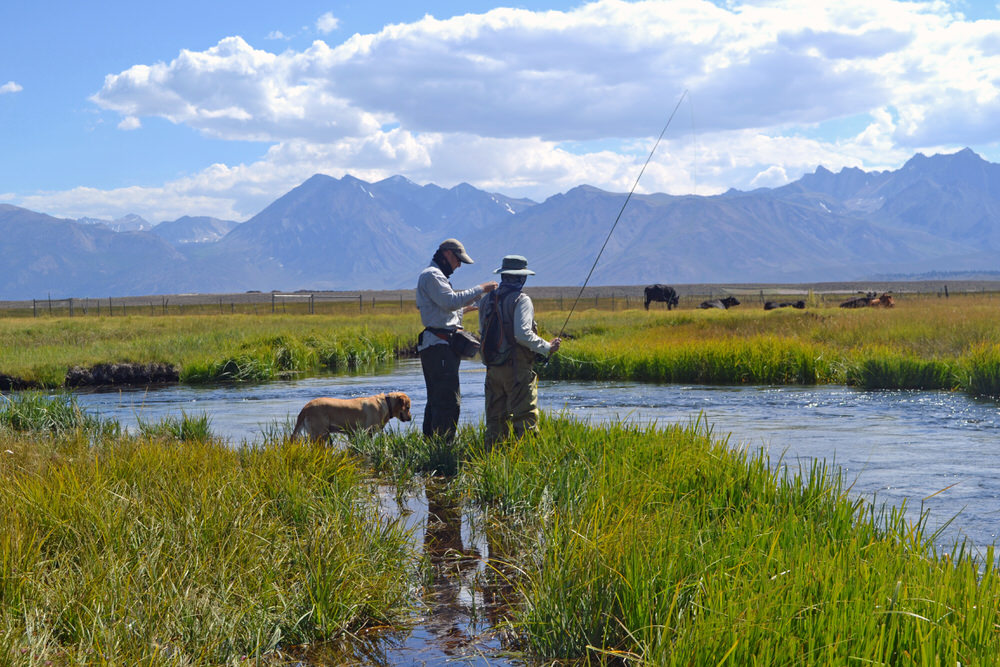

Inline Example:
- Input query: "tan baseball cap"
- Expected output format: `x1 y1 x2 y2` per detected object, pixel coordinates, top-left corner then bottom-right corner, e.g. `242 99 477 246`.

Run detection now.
438 238 474 264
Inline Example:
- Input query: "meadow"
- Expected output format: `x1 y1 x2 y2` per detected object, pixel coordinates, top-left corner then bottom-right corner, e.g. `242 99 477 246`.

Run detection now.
1 291 1000 663
1 290 999 395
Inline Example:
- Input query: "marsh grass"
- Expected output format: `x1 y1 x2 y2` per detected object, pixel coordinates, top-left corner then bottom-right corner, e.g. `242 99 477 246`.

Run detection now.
460 416 1000 664
345 426 478 479
0 391 115 437
136 410 213 441
0 417 416 663
535 298 1000 396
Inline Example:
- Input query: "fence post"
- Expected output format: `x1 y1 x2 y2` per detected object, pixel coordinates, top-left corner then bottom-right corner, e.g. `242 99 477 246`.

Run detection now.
400 295 403 311
109 297 113 317
310 294 315 314
358 295 362 313
272 293 275 314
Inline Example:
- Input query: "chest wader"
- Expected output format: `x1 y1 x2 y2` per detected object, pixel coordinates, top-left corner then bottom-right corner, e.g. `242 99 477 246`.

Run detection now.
419 330 461 442
483 292 542 448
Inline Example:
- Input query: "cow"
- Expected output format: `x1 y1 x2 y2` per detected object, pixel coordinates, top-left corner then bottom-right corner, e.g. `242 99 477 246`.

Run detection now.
699 296 740 310
764 300 806 310
840 292 894 308
871 293 895 307
840 292 877 308
644 284 679 310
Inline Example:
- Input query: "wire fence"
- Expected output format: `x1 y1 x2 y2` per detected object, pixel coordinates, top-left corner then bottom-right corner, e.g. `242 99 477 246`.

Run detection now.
2 282 997 319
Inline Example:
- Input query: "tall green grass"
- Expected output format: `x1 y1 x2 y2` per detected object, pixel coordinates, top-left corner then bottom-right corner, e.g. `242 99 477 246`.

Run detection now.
0 409 415 663
0 314 417 387
535 302 1000 397
136 410 213 441
461 416 1000 664
0 391 117 438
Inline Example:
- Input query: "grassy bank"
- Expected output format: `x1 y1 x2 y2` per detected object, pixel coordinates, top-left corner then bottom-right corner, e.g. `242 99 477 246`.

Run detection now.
539 296 1000 396
0 394 414 664
462 417 1000 664
1 294 999 395
0 313 418 387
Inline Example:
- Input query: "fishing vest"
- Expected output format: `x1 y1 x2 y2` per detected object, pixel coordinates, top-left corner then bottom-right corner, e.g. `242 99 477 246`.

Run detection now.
479 289 532 366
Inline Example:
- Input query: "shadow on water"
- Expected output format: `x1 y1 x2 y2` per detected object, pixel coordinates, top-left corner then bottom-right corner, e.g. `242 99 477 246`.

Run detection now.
268 479 524 666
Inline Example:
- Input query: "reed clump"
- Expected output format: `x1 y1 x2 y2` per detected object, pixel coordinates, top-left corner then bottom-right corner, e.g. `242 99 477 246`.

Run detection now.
136 410 214 441
0 391 116 437
0 399 415 663
461 416 1000 664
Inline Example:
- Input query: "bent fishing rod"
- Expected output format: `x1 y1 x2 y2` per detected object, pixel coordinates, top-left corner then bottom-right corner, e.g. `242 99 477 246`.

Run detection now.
553 89 688 348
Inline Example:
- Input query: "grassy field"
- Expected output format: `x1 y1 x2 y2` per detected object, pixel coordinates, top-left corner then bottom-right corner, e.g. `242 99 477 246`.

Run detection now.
4 290 999 396
0 313 417 387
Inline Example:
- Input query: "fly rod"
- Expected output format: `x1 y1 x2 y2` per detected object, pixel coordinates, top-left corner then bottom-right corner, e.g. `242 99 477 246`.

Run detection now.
555 89 688 342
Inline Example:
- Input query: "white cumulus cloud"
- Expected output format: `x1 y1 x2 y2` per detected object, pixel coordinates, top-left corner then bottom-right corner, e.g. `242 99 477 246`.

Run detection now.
0 81 23 94
316 12 340 34
117 116 142 130
29 0 998 220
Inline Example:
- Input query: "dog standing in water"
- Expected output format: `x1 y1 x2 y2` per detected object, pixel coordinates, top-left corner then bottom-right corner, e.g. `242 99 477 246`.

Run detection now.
291 392 412 442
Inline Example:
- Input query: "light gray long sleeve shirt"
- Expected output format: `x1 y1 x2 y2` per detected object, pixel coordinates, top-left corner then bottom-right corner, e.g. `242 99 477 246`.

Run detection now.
416 263 484 351
512 295 551 356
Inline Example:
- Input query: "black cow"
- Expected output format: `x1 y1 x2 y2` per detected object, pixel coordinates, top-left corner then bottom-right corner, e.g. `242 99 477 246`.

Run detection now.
764 300 806 310
699 296 740 310
840 291 878 308
644 284 679 310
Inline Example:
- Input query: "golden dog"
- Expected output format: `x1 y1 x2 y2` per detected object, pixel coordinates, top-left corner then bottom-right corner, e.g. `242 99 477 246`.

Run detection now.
291 392 412 441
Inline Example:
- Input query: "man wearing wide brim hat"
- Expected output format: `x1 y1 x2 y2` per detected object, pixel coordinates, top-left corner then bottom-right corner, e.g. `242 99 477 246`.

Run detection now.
477 255 560 447
416 238 498 441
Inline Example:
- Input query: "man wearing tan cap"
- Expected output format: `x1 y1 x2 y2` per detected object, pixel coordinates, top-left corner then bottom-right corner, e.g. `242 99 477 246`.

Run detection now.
416 238 498 441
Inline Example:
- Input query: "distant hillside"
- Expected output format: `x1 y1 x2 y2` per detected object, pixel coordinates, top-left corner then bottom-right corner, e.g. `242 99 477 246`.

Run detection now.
0 205 188 297
152 216 239 245
2 148 998 298
77 213 152 232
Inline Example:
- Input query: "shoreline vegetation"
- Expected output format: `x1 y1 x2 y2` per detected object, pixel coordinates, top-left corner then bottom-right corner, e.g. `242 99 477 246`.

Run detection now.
2 393 998 663
2 289 1000 661
1 290 999 398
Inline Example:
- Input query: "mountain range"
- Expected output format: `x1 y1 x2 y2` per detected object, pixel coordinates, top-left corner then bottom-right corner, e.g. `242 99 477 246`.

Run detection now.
2 148 998 299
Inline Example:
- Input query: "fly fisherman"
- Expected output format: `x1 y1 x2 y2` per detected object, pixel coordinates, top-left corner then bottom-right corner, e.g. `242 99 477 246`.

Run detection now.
416 238 498 441
478 255 561 448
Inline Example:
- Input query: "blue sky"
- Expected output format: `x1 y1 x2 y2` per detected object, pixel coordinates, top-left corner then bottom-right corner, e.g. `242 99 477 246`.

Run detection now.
2 0 1000 222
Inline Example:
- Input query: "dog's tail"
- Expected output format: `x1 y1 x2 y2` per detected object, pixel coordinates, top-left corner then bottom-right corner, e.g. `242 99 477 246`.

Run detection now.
291 411 306 440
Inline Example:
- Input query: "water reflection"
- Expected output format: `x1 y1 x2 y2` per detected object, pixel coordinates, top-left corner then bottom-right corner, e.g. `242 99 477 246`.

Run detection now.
372 480 522 666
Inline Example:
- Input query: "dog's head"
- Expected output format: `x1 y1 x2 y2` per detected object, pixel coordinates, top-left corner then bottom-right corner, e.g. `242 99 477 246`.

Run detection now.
387 392 412 422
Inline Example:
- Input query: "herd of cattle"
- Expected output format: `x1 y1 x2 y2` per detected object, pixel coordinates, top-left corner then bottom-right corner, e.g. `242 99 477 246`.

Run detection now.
643 285 895 311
